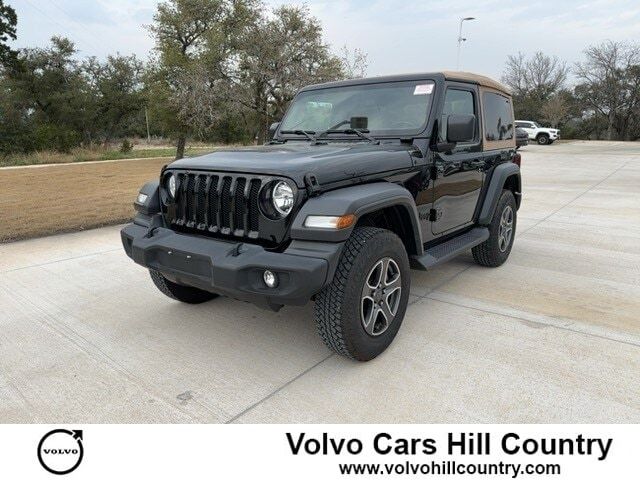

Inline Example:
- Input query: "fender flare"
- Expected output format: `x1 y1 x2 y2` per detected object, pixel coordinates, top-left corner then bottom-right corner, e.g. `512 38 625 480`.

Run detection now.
478 163 521 225
134 180 161 216
290 182 424 255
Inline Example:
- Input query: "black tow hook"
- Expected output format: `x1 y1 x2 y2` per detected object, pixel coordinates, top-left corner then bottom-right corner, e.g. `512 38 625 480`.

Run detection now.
230 243 245 257
144 215 165 238
144 226 159 239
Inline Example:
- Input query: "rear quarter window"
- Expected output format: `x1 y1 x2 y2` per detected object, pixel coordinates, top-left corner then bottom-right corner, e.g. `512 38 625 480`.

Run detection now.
483 92 514 141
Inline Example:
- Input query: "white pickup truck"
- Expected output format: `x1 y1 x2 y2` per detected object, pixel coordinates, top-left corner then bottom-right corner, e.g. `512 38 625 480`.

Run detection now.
515 120 560 145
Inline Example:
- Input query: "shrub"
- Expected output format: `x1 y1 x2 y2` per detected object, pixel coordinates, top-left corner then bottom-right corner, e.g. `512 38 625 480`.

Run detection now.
119 138 134 153
33 124 82 153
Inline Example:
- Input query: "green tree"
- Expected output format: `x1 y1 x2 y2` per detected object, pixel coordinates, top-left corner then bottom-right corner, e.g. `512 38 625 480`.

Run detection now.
147 0 255 158
235 5 348 143
4 37 91 152
0 0 17 65
84 54 145 143
0 76 29 154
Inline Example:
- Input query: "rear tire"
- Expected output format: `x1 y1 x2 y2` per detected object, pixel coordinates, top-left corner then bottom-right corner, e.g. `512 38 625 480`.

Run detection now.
149 270 219 304
472 190 517 267
314 227 410 361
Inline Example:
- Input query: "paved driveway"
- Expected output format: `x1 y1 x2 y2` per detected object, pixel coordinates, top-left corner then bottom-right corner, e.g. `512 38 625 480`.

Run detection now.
1 141 639 423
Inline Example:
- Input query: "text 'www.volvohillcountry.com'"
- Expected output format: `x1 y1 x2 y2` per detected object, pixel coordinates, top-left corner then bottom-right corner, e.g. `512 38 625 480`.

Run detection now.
338 460 560 477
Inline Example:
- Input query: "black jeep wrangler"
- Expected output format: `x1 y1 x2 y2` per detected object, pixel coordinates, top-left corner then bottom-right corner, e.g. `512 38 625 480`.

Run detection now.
122 71 521 361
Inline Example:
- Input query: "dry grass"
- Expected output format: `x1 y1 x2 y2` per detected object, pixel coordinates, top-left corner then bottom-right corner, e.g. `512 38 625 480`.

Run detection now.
0 157 170 242
0 145 217 167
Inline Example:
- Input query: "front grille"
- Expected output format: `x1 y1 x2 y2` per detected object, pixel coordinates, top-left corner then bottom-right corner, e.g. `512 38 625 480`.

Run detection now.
170 172 265 239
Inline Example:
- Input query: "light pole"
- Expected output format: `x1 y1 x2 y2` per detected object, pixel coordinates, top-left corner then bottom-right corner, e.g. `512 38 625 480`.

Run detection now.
456 16 476 70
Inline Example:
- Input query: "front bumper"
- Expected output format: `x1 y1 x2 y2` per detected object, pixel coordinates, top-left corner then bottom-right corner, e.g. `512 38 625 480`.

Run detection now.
121 223 343 310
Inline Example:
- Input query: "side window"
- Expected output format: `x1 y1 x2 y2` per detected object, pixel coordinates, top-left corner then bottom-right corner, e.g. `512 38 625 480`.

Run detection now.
440 89 476 142
483 92 514 141
515 121 526 129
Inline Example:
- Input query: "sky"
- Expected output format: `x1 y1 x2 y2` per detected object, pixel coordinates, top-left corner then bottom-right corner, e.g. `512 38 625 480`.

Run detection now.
8 0 640 81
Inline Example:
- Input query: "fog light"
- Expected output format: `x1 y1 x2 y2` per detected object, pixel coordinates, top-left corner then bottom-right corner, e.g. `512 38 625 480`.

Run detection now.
263 270 278 288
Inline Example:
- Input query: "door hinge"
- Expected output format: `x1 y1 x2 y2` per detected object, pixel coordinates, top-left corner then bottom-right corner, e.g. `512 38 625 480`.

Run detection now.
429 208 442 222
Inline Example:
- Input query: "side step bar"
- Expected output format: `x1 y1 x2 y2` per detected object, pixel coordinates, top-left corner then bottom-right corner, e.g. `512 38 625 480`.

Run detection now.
410 227 489 270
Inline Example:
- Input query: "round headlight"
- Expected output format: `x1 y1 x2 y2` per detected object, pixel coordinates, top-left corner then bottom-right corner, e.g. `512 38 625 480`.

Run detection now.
168 174 176 198
272 181 294 217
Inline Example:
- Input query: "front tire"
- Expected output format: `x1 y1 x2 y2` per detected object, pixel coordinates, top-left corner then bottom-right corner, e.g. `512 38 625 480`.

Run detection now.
149 270 219 304
537 134 549 145
472 190 517 267
314 227 410 361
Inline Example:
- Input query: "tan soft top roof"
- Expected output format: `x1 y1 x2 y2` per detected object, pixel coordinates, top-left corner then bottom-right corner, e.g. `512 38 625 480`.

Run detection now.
301 71 511 95
442 71 510 94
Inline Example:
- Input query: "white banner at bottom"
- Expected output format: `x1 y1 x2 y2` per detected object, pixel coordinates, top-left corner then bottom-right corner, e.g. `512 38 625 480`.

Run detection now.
0 424 636 479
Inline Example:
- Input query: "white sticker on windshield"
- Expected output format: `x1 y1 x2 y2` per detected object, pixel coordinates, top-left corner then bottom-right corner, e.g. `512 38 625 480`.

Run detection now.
414 84 433 95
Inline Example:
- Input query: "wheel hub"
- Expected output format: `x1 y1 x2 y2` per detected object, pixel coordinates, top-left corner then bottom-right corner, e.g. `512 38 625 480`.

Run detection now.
373 289 383 302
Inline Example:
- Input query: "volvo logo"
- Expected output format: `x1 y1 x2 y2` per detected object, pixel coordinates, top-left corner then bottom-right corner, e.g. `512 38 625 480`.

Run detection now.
37 429 84 475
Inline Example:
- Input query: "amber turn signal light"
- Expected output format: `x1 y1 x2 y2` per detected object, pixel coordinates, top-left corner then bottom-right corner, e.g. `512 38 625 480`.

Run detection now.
304 214 356 230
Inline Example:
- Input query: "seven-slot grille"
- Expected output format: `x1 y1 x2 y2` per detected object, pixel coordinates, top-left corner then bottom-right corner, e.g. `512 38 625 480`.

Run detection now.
169 172 264 239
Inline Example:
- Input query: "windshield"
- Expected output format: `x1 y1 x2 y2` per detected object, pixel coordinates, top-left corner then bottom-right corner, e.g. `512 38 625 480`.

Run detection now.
279 80 435 138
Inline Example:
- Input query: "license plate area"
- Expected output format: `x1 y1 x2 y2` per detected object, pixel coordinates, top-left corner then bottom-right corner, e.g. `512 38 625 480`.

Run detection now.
149 248 211 278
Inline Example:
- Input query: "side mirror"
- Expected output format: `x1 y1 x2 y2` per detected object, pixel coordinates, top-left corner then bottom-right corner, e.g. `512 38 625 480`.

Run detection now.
447 114 476 143
268 122 280 140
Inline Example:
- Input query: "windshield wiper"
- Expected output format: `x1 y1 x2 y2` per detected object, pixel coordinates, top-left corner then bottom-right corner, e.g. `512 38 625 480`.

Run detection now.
280 126 379 145
345 128 379 144
279 130 317 142
315 128 379 144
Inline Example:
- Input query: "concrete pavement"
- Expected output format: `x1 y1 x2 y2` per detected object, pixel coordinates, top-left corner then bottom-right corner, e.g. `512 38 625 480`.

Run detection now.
1 141 639 423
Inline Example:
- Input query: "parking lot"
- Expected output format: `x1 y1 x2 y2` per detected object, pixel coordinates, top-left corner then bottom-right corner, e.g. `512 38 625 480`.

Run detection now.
1 141 639 423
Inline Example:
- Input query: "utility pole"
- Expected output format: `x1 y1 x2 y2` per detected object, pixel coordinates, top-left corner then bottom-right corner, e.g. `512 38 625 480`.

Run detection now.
456 17 476 70
145 107 151 145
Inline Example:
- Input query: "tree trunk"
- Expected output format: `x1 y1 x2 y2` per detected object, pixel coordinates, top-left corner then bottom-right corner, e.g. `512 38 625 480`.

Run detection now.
175 134 186 160
256 121 266 145
607 113 616 140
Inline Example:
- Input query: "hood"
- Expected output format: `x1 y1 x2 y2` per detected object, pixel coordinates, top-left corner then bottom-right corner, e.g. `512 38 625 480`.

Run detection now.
167 142 417 188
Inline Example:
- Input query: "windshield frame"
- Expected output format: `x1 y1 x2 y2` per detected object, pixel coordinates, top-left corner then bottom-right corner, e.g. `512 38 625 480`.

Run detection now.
276 79 437 142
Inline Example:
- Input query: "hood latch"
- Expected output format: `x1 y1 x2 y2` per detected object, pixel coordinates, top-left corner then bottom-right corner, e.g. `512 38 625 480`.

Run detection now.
304 173 322 197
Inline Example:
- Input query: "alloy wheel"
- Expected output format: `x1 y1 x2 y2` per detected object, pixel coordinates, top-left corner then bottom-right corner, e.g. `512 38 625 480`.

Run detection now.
498 206 514 252
361 257 402 336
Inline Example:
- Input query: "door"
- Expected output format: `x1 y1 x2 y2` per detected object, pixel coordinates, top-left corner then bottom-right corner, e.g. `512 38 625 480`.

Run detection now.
431 86 484 235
